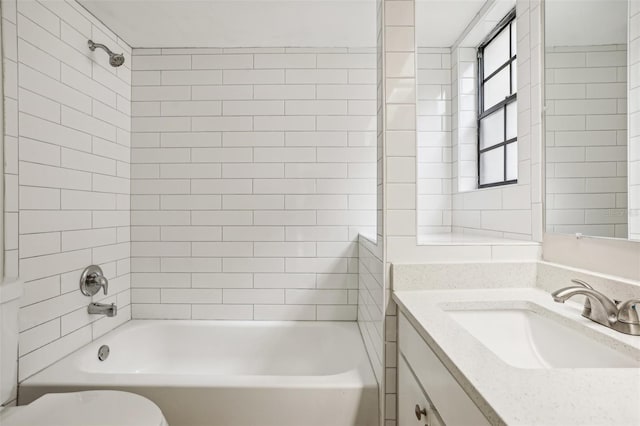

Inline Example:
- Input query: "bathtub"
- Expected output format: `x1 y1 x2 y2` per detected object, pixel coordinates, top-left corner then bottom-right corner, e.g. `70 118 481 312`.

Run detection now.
19 321 378 426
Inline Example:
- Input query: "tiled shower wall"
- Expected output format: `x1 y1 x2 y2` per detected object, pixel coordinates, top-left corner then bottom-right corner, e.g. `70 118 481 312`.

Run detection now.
417 48 452 235
357 0 385 392
546 44 628 238
357 0 386 422
3 0 18 281
2 0 132 381
630 1 640 240
130 48 377 321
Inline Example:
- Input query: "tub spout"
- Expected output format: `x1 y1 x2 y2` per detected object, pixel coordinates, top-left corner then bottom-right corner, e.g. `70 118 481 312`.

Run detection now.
88 302 117 317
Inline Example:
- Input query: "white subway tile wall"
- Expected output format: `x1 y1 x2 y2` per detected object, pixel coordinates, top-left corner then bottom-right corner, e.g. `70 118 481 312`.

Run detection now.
546 44 628 238
8 0 132 381
357 235 383 381
3 0 19 283
130 47 377 320
451 47 478 193
357 1 386 423
629 1 640 239
417 48 452 234
378 0 418 424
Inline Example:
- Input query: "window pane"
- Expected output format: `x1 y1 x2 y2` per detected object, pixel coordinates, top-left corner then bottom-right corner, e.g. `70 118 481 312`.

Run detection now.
510 22 517 57
483 28 510 76
483 67 510 110
506 142 518 181
480 108 504 149
511 59 517 93
506 100 517 140
480 148 505 185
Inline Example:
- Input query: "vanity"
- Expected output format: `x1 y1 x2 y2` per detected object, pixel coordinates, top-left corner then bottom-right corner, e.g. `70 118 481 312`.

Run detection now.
394 0 640 422
393 262 640 426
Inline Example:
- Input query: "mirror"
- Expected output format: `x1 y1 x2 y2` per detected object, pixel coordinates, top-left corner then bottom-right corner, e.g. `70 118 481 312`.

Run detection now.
544 0 638 240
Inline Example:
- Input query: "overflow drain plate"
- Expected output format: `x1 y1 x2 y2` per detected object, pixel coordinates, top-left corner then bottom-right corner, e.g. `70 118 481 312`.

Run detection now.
98 345 110 361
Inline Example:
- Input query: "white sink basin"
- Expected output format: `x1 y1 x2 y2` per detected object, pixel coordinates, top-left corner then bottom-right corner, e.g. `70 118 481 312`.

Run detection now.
447 308 639 369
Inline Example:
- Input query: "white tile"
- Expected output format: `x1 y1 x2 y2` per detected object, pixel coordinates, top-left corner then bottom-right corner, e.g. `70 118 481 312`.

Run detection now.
192 242 253 257
133 86 190 105
132 55 191 70
223 289 284 304
161 257 222 273
132 304 191 319
254 54 316 69
192 116 252 131
19 113 91 153
317 305 357 320
20 210 91 234
131 272 190 288
160 195 222 210
19 233 60 259
254 305 315 320
191 304 253 320
254 242 316 257
285 289 348 305
62 228 117 252
161 70 222 85
160 100 222 117
223 69 284 84
192 85 253 100
161 289 222 304
254 85 316 100
19 249 92 284
285 69 347 84
192 54 253 70
254 273 316 289
191 273 253 289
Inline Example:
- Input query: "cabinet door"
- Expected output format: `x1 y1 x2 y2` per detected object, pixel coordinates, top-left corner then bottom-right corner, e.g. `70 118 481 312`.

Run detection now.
398 356 443 426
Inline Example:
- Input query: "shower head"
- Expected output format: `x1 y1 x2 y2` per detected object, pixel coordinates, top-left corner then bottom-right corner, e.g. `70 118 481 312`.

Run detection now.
88 39 125 67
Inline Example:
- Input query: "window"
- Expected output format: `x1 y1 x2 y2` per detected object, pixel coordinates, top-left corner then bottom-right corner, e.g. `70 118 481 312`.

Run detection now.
477 9 517 188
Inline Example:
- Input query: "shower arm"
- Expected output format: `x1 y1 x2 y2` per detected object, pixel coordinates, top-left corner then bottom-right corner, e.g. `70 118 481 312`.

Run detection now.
88 40 116 56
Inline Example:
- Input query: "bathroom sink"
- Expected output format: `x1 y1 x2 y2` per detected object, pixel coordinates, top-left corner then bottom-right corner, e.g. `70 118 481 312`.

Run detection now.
446 308 639 369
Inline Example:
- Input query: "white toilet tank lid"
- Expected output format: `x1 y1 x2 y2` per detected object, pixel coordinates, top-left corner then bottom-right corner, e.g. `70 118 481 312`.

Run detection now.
0 280 22 304
0 391 168 426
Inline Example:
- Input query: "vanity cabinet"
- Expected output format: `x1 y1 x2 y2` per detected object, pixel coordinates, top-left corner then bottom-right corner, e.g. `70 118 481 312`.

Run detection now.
398 312 490 426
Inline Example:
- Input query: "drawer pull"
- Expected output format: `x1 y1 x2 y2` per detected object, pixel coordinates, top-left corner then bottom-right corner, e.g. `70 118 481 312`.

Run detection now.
415 404 427 420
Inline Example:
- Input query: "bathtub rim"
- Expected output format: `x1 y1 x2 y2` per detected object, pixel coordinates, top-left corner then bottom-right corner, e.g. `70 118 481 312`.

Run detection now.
19 319 378 390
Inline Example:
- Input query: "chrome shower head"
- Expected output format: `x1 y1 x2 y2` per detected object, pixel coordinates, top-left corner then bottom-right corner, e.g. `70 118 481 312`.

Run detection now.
109 53 125 67
88 39 125 67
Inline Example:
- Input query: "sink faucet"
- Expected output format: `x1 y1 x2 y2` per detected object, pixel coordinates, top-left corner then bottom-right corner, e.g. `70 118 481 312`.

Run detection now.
88 302 117 317
551 279 640 336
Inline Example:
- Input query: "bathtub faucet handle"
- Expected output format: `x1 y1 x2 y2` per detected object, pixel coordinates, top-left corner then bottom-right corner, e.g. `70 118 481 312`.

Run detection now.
80 265 109 296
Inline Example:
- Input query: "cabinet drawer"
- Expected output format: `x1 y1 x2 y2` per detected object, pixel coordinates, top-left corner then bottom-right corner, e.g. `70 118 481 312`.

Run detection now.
398 355 444 426
399 312 490 426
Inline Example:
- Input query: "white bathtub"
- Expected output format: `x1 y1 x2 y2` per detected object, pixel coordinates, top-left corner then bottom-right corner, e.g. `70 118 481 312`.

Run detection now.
19 321 378 426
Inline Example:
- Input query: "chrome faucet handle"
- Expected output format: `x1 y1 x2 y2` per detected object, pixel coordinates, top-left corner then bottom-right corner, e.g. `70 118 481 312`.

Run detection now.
617 299 640 325
90 275 108 295
80 265 109 296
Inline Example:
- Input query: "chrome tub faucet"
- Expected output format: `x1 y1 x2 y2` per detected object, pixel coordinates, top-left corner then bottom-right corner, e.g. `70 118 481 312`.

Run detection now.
88 302 117 317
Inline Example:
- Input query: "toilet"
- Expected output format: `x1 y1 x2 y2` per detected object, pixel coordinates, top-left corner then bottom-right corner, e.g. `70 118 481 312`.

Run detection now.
0 280 168 426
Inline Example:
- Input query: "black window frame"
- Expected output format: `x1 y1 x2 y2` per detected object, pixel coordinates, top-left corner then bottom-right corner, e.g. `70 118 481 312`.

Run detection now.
477 8 518 189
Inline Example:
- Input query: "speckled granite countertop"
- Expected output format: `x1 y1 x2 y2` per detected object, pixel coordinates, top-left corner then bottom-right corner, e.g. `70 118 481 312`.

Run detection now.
394 288 640 426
